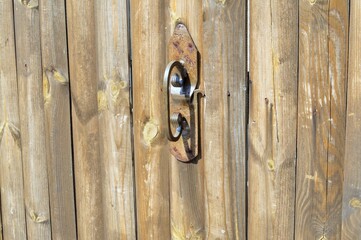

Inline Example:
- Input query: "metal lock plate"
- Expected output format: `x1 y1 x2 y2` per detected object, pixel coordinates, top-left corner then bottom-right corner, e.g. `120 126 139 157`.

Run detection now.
163 23 200 162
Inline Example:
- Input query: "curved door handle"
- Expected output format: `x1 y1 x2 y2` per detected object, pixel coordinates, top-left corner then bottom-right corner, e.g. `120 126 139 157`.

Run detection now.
163 60 188 142
163 23 202 162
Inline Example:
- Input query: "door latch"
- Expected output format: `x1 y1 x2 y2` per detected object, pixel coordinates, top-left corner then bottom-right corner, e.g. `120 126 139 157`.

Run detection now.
163 23 202 162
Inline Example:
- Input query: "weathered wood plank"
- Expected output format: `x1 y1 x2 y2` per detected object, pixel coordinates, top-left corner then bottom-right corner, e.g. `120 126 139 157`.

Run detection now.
13 0 52 239
248 0 298 239
202 0 247 239
165 1 205 239
341 1 361 239
296 2 330 238
66 1 104 239
131 1 170 239
39 0 76 238
0 0 27 239
326 0 348 238
295 0 348 239
95 0 136 238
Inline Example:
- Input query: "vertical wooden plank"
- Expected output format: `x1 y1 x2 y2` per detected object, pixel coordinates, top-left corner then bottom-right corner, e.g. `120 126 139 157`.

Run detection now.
296 2 329 238
131 1 170 239
165 2 205 239
295 0 348 239
95 0 136 238
327 0 348 238
202 0 248 239
296 0 327 237
0 0 27 239
66 1 104 239
342 1 361 239
13 0 52 239
248 0 298 239
39 0 76 238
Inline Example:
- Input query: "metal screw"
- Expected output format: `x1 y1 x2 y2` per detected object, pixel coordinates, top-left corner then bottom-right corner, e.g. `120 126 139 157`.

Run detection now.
171 112 184 133
170 73 183 87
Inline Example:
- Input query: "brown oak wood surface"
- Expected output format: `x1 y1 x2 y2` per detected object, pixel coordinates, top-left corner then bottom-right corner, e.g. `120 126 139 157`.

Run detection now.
66 1 103 239
95 0 136 238
295 0 348 239
0 0 27 239
14 0 52 239
248 1 298 239
39 0 76 238
341 1 361 239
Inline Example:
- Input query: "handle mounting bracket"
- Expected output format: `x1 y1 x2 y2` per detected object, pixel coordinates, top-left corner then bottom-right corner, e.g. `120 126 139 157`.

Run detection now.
163 23 201 162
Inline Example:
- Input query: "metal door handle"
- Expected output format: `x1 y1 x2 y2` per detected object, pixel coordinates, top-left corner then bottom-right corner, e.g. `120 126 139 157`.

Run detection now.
163 23 201 162
164 60 189 142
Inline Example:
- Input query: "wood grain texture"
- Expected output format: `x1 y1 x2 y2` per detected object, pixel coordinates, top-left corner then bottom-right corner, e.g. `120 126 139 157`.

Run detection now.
131 1 170 239
296 3 330 238
39 0 76 238
66 1 104 239
202 0 247 239
248 0 298 239
0 0 27 239
341 1 361 239
13 0 52 239
295 0 348 239
326 0 348 238
95 0 136 238
165 1 205 239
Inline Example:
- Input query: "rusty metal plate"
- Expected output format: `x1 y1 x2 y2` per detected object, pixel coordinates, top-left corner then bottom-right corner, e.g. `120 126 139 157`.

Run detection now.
167 23 199 162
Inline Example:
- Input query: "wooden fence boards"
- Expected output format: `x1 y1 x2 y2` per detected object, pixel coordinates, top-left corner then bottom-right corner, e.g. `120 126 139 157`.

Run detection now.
342 0 361 238
248 1 298 239
95 0 136 238
66 1 103 239
202 0 247 239
130 1 171 239
13 0 52 239
39 0 76 238
131 1 248 238
166 1 205 239
2 0 361 239
0 1 27 239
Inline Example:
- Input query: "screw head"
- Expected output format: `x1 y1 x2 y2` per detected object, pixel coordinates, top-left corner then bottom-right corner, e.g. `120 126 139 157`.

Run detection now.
170 73 183 87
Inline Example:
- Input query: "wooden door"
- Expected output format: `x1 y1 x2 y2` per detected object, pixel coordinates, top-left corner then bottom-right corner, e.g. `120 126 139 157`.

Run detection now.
131 1 247 239
1 0 361 239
